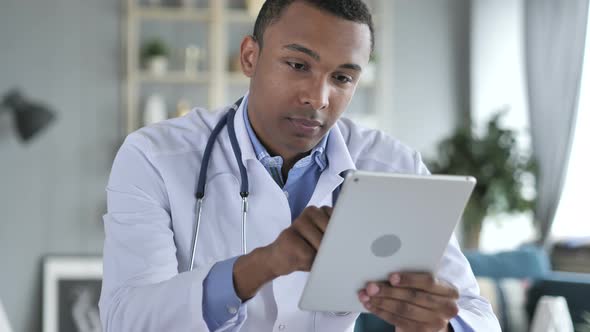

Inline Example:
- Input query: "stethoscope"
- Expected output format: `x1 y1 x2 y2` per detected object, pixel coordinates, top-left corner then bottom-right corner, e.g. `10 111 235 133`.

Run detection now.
189 97 350 318
190 97 247 271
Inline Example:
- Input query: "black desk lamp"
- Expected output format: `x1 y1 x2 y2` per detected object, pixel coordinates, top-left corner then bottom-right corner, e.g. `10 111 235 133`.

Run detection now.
1 89 56 142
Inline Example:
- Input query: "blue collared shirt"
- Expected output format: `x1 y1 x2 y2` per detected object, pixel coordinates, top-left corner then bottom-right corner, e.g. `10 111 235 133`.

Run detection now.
202 96 329 330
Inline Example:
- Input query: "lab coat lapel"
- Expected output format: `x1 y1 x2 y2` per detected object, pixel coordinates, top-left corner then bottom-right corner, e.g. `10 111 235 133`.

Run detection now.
308 125 357 207
232 93 291 242
233 92 257 163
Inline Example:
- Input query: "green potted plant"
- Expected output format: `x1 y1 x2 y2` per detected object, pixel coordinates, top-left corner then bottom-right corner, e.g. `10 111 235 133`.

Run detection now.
427 111 537 249
141 38 170 76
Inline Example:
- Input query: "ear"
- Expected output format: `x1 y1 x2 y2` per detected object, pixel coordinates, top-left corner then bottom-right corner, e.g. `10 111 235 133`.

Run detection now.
240 35 259 78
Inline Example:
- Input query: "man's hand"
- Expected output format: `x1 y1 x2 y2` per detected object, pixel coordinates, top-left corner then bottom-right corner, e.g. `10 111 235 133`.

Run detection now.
358 272 459 332
233 206 332 300
266 205 332 276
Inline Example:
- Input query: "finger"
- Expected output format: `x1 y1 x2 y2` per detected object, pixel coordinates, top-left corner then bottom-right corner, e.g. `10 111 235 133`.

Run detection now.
367 296 448 326
293 222 323 251
303 206 330 233
389 273 459 299
320 205 333 218
284 228 317 271
371 282 459 317
364 303 441 332
293 216 324 250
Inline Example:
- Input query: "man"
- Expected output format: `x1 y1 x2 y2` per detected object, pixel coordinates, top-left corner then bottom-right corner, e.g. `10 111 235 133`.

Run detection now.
99 0 500 331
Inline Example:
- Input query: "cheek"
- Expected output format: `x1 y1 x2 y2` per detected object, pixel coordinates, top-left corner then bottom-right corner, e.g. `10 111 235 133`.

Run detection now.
256 63 293 98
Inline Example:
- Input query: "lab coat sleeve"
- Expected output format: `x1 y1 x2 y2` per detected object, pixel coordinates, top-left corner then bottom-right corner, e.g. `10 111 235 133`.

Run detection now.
414 152 501 331
99 134 246 332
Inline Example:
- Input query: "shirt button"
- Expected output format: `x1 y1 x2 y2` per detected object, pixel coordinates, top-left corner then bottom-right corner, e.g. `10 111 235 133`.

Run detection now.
283 190 289 198
227 306 238 315
278 324 286 330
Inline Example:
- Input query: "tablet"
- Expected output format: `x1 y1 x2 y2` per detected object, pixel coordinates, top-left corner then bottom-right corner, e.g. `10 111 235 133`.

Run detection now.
298 170 476 313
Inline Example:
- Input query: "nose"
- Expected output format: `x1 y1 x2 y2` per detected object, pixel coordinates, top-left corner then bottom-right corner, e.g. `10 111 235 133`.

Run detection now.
299 77 330 111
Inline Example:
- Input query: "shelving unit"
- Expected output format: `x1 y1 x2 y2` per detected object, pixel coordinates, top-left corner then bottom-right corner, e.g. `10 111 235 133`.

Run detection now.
123 0 393 134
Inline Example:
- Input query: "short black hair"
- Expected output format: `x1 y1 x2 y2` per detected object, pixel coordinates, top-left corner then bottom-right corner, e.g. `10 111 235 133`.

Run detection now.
252 0 375 55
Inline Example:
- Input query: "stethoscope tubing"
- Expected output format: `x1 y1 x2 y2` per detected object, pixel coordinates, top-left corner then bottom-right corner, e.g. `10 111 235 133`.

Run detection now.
190 98 247 271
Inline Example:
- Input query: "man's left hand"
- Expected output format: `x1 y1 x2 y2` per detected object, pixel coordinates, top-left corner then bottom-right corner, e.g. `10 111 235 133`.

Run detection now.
358 272 459 332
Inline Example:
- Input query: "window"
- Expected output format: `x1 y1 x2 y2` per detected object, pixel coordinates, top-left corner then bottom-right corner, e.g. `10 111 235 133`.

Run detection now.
550 8 590 241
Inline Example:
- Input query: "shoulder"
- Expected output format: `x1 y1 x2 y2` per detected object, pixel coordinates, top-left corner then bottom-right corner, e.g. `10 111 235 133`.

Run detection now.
122 106 229 158
336 117 429 174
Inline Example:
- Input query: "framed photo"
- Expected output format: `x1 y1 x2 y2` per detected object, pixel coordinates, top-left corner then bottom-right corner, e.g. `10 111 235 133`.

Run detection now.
43 256 103 332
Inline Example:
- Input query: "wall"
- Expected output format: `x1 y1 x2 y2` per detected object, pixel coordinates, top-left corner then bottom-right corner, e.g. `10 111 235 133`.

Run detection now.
0 0 468 331
0 1 121 331
391 0 471 158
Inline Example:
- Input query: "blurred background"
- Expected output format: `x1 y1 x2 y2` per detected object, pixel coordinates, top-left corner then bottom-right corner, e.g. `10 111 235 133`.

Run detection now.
0 0 589 331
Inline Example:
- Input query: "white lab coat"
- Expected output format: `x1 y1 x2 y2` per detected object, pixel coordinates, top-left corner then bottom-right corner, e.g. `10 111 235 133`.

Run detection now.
99 98 500 331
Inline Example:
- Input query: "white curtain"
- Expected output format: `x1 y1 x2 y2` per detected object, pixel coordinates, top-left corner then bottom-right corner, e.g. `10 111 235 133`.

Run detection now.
524 0 589 244
0 299 13 332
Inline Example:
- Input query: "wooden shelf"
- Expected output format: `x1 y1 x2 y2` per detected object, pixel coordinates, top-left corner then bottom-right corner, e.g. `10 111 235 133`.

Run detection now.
135 7 210 21
138 71 210 84
225 9 257 24
124 0 388 134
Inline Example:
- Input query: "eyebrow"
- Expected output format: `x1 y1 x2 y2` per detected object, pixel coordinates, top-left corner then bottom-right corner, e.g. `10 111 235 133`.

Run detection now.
283 43 363 72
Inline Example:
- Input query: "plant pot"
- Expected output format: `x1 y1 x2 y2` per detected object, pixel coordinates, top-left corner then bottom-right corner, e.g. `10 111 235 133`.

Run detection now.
147 56 168 76
463 221 483 250
461 200 486 249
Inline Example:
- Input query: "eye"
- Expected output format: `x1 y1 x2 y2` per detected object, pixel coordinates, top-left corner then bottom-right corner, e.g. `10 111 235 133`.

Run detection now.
333 74 353 84
286 61 308 71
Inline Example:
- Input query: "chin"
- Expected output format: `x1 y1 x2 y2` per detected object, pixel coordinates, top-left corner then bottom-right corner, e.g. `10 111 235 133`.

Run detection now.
287 137 321 154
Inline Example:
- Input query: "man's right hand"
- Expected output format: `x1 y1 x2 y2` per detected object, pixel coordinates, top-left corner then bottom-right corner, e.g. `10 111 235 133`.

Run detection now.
266 205 332 276
232 206 332 301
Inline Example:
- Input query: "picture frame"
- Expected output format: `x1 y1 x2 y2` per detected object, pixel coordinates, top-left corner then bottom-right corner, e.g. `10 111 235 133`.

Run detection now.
42 256 103 332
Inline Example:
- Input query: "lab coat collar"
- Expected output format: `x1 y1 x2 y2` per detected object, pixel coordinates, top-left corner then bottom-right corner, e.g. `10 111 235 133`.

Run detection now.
325 123 357 176
306 123 357 206
233 92 258 163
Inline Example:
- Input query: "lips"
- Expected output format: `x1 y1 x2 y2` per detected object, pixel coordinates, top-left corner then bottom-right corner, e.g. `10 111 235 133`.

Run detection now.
288 118 323 128
287 117 323 136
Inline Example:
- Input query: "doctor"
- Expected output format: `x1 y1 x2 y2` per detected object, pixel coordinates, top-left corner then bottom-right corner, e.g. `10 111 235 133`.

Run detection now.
99 0 500 331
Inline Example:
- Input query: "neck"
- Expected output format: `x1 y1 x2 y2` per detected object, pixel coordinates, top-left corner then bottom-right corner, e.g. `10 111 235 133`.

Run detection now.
279 151 310 179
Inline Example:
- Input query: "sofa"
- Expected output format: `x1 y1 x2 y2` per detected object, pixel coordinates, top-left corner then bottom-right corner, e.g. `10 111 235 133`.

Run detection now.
465 246 590 331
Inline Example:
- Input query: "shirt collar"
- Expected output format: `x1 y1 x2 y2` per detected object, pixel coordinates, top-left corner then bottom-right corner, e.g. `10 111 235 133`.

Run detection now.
242 94 329 171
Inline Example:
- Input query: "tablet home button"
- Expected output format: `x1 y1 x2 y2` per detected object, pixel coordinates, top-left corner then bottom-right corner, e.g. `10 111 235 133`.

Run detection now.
371 234 402 257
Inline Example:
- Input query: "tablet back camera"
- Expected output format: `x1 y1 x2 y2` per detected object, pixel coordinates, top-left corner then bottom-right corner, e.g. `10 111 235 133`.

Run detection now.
371 234 402 257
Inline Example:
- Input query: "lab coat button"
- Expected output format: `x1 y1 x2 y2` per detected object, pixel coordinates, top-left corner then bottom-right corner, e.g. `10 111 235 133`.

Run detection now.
278 324 286 330
283 190 289 198
227 306 238 315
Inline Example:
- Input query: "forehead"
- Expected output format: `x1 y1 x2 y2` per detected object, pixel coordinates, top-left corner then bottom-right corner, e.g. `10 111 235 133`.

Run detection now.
262 2 372 63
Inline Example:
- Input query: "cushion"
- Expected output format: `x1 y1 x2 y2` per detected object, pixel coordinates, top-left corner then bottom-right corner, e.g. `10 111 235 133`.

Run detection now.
465 246 551 279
